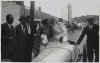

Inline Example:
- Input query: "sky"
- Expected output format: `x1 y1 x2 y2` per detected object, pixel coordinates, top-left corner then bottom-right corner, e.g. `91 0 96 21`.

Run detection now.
24 0 100 18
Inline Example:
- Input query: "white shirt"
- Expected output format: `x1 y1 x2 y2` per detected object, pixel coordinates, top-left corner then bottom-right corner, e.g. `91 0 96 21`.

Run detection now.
26 23 31 34
20 24 25 33
89 25 93 29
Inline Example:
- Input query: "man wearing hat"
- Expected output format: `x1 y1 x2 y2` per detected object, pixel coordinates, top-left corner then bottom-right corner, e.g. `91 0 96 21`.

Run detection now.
77 18 99 62
15 16 28 62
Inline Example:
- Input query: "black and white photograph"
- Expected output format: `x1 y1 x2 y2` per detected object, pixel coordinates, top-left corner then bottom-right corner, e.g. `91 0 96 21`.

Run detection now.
1 0 99 62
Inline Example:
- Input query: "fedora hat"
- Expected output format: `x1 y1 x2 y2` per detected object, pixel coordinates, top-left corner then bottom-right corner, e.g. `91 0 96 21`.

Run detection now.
87 18 94 22
19 16 25 21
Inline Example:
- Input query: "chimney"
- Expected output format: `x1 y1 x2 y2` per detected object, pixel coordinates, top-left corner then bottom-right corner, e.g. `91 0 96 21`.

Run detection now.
30 1 35 21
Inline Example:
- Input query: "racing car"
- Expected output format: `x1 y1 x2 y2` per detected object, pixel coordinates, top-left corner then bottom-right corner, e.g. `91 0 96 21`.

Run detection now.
32 40 86 62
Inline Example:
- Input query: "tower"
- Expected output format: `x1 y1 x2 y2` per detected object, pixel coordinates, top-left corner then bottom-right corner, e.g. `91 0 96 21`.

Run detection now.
68 4 72 21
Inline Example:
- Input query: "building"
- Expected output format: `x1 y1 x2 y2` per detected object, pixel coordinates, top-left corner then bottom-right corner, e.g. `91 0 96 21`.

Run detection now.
1 1 25 26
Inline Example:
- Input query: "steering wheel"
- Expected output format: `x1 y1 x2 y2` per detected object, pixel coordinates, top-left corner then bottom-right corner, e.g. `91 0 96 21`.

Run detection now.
67 40 76 45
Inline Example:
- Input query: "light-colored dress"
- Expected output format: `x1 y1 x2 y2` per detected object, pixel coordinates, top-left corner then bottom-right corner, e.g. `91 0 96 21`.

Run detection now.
53 21 68 43
40 34 48 52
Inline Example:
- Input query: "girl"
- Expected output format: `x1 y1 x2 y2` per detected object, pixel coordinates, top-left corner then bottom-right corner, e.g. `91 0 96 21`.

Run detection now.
40 28 48 52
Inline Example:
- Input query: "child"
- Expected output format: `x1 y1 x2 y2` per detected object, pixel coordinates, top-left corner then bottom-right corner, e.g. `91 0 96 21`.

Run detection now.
40 29 48 52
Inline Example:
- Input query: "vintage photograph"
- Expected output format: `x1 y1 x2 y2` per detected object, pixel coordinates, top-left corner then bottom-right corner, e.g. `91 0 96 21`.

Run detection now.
1 0 99 62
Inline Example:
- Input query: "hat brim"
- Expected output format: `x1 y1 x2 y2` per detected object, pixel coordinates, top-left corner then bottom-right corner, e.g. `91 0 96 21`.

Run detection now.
87 18 94 21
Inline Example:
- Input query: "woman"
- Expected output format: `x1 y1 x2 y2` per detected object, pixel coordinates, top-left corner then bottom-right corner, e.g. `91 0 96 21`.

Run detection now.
50 18 68 43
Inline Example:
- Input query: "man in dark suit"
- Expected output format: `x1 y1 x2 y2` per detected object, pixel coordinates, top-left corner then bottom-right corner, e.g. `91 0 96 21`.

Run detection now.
24 16 35 62
77 18 99 62
15 16 28 62
1 14 16 61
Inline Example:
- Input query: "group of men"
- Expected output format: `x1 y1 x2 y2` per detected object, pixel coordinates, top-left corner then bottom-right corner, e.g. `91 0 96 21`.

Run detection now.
1 14 38 62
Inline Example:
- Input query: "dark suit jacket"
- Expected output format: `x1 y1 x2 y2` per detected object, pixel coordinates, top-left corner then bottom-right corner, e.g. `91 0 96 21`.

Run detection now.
15 24 28 61
1 23 16 59
77 24 99 45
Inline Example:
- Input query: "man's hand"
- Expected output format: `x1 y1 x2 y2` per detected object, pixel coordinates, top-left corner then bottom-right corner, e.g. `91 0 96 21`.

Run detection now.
75 43 78 46
60 37 63 43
